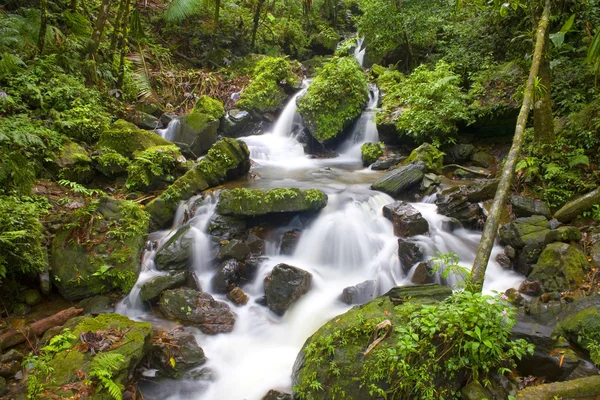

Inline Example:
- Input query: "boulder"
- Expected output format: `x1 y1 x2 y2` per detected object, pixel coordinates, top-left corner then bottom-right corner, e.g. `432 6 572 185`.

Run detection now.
227 287 249 306
554 187 600 223
544 226 582 245
216 188 328 218
220 109 252 137
145 138 251 230
555 295 600 359
23 289 42 306
528 243 588 292
361 142 383 166
410 262 435 285
496 253 512 269
499 215 550 249
511 195 551 219
264 264 312 316
207 214 247 241
262 390 293 400
371 156 404 170
421 172 442 194
216 239 251 261
470 151 496 168
154 225 195 271
516 375 600 399
514 243 545 276
147 330 206 378
93 148 130 178
170 114 219 159
398 239 424 273
341 280 376 305
383 201 429 237
158 288 235 334
591 230 600 268
77 295 114 315
55 140 93 183
131 111 161 130
50 197 148 300
401 143 444 174
211 259 243 294
434 180 498 228
370 163 425 197
280 229 301 255
140 271 188 302
98 119 171 158
443 144 474 164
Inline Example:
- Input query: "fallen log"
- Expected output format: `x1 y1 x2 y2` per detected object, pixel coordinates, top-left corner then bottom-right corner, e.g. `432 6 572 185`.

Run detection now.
0 307 83 350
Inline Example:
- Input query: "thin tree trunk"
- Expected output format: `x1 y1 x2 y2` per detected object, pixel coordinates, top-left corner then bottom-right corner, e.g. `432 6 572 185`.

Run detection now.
71 0 78 12
38 0 48 55
534 27 555 143
214 0 220 32
116 0 132 90
89 0 112 56
470 0 551 292
110 0 127 55
251 0 265 49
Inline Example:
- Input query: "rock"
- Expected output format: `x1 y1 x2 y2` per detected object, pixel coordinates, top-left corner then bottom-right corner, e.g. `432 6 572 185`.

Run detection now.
55 140 93 183
370 163 425 197
216 239 250 261
516 375 600 399
155 225 194 271
246 231 266 255
211 259 243 294
93 148 130 178
383 201 429 238
169 114 219 158
515 243 545 276
495 253 512 270
505 245 516 258
361 142 384 166
470 151 496 168
0 360 19 377
398 239 424 273
0 376 5 395
434 180 498 228
40 262 51 296
554 187 600 223
147 330 206 378
78 295 114 315
145 138 251 230
504 288 525 306
98 119 171 158
23 289 41 306
544 226 582 244
50 197 148 301
555 294 600 359
140 271 188 302
227 287 249 306
528 243 588 292
220 109 252 137
499 215 550 249
441 218 463 232
518 280 543 296
262 390 293 400
460 381 493 400
410 262 434 285
264 264 312 316
160 112 177 126
131 111 161 130
401 143 444 174
371 156 404 170
511 195 551 218
421 173 442 194
0 350 23 364
135 102 163 118
341 280 376 305
158 288 235 334
207 214 247 241
216 188 328 218
443 144 475 164
280 229 301 255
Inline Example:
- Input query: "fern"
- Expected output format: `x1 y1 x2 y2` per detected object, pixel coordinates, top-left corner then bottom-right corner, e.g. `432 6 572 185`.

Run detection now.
164 0 204 22
89 353 125 400
543 163 563 180
567 150 590 168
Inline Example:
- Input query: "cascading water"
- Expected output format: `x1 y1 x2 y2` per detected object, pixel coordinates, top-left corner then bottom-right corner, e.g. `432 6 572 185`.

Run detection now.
354 37 366 68
156 118 180 142
338 84 380 161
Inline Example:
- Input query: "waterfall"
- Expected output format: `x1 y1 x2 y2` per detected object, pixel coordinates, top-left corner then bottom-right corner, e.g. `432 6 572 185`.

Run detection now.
338 84 380 161
156 118 180 141
272 80 309 138
354 37 366 67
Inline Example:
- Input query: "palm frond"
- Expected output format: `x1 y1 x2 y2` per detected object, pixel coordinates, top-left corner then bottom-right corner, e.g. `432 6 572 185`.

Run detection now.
164 0 204 22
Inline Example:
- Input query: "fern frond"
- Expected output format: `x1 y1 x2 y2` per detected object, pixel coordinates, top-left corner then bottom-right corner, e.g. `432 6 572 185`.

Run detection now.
164 0 204 22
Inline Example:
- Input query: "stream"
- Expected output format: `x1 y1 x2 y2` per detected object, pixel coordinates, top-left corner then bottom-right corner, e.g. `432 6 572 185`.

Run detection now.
117 51 524 400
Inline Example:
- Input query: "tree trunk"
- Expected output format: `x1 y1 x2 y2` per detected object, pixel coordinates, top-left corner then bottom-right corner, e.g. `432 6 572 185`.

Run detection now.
214 0 221 32
89 0 112 56
251 0 265 49
110 0 128 55
38 0 48 55
71 0 78 12
115 0 132 90
534 27 555 143
470 0 551 292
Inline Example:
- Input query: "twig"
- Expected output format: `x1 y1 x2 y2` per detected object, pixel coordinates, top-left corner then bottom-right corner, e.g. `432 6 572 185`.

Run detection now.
364 319 392 356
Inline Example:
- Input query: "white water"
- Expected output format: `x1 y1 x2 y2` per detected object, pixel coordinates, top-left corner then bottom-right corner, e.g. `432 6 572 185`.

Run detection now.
338 84 380 159
354 37 366 67
156 118 180 141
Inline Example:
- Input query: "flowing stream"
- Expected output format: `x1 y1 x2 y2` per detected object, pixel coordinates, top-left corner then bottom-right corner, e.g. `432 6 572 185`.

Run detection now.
117 53 524 400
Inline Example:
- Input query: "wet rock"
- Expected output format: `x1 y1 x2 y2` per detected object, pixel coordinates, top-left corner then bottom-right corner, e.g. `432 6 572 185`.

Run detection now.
528 243 588 292
341 280 376 305
515 243 545 276
220 109 252 137
398 239 424 273
216 239 250 261
511 195 551 219
470 151 495 168
23 289 41 306
217 188 328 217
383 201 429 238
0 350 23 364
554 187 600 223
555 295 600 359
505 245 516 259
264 264 312 316
443 144 475 164
131 111 161 130
246 232 266 255
517 375 600 399
280 229 301 255
0 360 20 378
544 226 582 244
504 288 525 306
410 262 434 285
435 180 498 228
211 259 243 294
147 330 206 378
495 253 512 270
227 287 249 306
170 115 219 159
207 214 247 241
401 143 444 174
371 156 404 170
499 215 550 249
158 288 235 334
421 173 442 194
140 271 188 302
78 295 114 315
155 225 194 271
370 163 425 197
441 218 462 233
262 389 293 400
518 280 543 296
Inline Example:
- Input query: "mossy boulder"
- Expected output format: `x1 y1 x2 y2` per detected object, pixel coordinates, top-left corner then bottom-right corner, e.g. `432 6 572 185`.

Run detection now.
370 163 425 197
93 148 130 178
42 313 152 399
401 143 444 174
555 294 600 359
554 186 600 223
383 201 429 237
511 195 551 219
193 95 225 120
544 226 582 244
361 142 383 166
216 188 328 218
56 140 94 183
220 109 252 137
139 271 188 303
98 119 171 159
499 215 550 249
297 57 368 144
146 330 206 379
264 264 312 316
125 145 182 191
516 375 600 399
154 225 194 271
50 197 149 300
145 138 251 230
528 242 589 292
171 112 219 158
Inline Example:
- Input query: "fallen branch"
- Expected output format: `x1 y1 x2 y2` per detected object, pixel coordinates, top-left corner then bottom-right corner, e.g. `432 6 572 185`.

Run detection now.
364 319 392 356
443 164 493 178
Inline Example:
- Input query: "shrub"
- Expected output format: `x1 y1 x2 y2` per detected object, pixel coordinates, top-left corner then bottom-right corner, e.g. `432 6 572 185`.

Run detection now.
126 145 182 191
361 142 384 166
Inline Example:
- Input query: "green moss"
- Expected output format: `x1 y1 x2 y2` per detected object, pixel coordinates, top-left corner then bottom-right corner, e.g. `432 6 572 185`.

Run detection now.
183 111 211 132
126 145 181 191
557 298 600 361
361 142 384 166
55 140 94 183
98 119 171 159
297 57 368 143
94 148 130 178
528 242 588 293
401 143 445 174
193 95 225 121
216 188 328 217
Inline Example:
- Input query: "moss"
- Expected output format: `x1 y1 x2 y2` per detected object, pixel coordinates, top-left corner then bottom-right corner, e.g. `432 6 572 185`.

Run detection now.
183 111 211 132
55 140 94 183
528 242 588 292
216 188 328 217
557 299 600 360
297 57 368 143
361 142 384 166
98 119 171 159
193 95 225 121
94 148 130 177
401 143 444 174
126 145 181 191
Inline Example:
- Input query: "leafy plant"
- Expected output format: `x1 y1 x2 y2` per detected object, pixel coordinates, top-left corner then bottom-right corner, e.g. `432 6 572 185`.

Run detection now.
89 353 126 400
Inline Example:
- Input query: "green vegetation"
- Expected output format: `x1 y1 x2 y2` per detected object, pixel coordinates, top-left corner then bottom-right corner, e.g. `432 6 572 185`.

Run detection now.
361 142 384 166
193 95 225 120
126 145 182 191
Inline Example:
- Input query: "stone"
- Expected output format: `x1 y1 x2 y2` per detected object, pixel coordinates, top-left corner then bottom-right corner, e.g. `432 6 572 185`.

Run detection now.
220 109 252 137
383 201 429 238
504 288 525 306
55 140 93 183
555 295 600 359
460 381 492 400
0 376 5 396
401 143 444 174
554 186 600 223
504 245 516 258
98 119 171 158
77 295 114 314
341 280 376 305
0 350 23 364
371 156 404 170
169 114 219 158
528 243 589 292
519 280 543 296
131 111 161 130
470 151 496 168
495 253 512 270
398 239 424 273
216 188 328 218
544 226 582 244
441 218 463 232
147 330 206 378
140 271 188 302
211 259 243 294
227 287 249 306
262 389 293 400
434 180 498 228
499 215 550 249
511 195 551 218
410 262 434 285
280 229 301 255
515 242 545 276
23 289 41 306
216 239 251 261
264 264 312 316
421 173 442 194
516 375 600 399
207 214 247 241
158 288 235 334
443 144 475 164
370 163 425 197
0 360 19 377
155 225 194 271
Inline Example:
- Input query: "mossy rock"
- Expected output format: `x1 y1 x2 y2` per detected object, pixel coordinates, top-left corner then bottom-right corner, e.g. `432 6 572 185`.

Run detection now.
93 148 130 178
297 57 369 144
499 216 550 249
139 271 188 303
145 138 251 230
371 163 425 197
56 140 94 183
50 197 149 300
98 119 171 159
216 188 328 218
516 375 600 399
173 112 220 158
401 143 444 174
193 95 225 121
528 242 589 293
41 313 152 399
555 294 600 360
554 186 600 223
361 142 383 166
125 145 182 192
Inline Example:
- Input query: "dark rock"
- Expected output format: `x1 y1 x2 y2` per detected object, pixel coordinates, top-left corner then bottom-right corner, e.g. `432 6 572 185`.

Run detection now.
383 201 429 237
77 295 114 315
0 350 23 364
421 173 442 194
341 280 376 305
23 289 42 306
264 264 312 316
528 243 589 292
132 111 161 130
410 262 434 285
246 232 265 255
280 229 301 255
208 214 247 241
591 230 600 268
517 376 600 398
499 215 550 249
227 287 249 306
140 271 188 302
211 259 243 294
0 376 5 395
160 112 177 126
544 226 582 245
0 360 19 378
555 294 600 358
216 239 251 261
434 180 498 228
147 330 206 378
443 144 475 164
371 156 404 170
441 218 463 232
511 195 551 218
519 280 543 296
515 242 545 276
495 253 512 270
241 256 264 283
398 239 424 273
504 245 516 259
158 288 235 334
262 389 293 400
155 225 194 271
554 187 600 223
504 288 525 306
470 151 496 168
220 109 252 137
170 115 219 158
370 163 424 197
